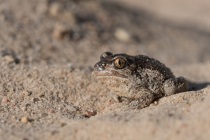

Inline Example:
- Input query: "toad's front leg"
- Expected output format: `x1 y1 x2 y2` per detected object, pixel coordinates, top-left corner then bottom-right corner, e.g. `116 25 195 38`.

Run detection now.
128 90 155 109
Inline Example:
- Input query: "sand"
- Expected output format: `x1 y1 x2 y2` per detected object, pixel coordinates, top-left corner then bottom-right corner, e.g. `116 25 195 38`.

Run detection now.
0 0 210 139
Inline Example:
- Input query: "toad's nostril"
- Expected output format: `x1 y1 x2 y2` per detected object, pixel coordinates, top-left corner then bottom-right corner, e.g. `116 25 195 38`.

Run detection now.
94 63 105 71
101 63 106 67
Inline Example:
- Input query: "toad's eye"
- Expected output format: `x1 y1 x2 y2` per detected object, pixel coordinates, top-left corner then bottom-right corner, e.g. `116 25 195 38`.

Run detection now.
114 57 126 69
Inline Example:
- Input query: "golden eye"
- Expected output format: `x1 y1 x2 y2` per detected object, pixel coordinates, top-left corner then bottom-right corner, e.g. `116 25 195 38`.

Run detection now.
114 57 126 69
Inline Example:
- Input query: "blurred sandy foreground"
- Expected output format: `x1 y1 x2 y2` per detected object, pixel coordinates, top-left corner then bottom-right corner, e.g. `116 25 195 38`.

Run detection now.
0 0 210 140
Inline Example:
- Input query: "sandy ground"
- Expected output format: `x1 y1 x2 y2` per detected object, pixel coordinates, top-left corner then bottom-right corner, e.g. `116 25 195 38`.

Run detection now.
0 0 210 139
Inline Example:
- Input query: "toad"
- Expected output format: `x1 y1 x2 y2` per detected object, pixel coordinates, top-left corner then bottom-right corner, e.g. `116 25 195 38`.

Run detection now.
92 52 188 109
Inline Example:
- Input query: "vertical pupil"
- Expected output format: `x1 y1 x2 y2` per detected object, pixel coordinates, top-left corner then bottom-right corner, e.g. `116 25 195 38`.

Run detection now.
118 60 122 66
114 58 125 68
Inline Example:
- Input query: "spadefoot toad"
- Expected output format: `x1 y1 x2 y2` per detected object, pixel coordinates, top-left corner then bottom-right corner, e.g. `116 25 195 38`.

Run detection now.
93 52 188 109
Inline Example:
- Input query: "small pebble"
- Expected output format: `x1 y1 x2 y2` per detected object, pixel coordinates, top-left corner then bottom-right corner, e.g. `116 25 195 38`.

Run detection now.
52 24 69 40
21 107 27 112
84 110 97 118
48 109 55 113
21 117 29 123
114 28 131 42
67 105 77 112
153 101 158 105
21 91 32 96
3 55 15 64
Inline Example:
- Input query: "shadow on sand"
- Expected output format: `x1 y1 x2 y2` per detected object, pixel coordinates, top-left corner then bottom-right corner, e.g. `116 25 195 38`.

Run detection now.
189 82 210 91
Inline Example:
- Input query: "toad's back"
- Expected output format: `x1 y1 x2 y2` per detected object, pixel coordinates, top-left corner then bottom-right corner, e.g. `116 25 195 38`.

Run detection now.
134 55 175 80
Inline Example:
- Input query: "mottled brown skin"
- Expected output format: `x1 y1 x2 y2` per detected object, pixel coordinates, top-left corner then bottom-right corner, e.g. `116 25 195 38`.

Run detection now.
93 52 188 109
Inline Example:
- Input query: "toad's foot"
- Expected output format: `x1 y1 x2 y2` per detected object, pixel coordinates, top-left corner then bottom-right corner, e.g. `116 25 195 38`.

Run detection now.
164 77 188 96
128 91 155 109
176 76 189 93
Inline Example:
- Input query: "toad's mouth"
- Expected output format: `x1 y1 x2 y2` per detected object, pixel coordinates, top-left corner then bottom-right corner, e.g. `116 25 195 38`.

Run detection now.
92 70 128 78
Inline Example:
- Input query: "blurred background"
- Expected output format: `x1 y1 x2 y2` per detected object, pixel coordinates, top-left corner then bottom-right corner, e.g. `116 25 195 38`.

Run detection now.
119 0 210 30
0 0 210 68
